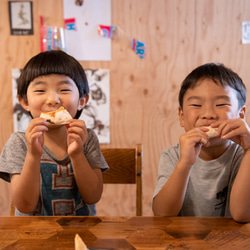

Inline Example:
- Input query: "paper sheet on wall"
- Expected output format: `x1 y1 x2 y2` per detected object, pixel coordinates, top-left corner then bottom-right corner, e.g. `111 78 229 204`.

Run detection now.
63 0 111 61
242 21 250 44
12 68 110 144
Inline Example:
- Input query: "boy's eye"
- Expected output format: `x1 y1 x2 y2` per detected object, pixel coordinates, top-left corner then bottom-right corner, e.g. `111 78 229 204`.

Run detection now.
60 89 71 92
190 104 201 107
216 104 229 107
34 89 45 93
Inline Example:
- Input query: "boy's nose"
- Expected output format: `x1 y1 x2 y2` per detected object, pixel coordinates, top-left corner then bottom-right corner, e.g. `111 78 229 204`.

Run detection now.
201 108 217 120
47 92 60 105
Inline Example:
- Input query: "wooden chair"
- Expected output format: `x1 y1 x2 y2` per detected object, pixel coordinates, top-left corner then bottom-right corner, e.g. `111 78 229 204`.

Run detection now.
10 201 15 216
101 144 143 216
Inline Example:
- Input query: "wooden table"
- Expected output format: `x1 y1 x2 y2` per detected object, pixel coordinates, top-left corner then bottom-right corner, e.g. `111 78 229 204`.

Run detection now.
0 216 250 249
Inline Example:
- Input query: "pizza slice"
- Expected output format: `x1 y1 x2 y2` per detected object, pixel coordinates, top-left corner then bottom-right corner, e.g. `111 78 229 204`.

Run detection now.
75 234 88 250
204 126 218 138
40 107 72 125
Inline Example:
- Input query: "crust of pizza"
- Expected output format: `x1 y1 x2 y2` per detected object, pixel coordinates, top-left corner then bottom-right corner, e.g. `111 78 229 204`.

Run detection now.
40 107 72 125
75 234 88 250
205 126 218 138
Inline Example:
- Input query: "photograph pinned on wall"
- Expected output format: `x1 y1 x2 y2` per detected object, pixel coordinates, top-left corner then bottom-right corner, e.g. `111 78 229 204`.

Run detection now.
12 69 32 132
80 69 110 144
12 68 110 144
8 1 33 35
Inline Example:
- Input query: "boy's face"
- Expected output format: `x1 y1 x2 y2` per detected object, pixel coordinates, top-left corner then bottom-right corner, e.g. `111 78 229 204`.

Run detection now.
179 78 245 133
19 74 88 121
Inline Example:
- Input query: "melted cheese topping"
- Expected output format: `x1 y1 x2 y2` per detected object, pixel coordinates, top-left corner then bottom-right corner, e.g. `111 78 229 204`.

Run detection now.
40 107 72 124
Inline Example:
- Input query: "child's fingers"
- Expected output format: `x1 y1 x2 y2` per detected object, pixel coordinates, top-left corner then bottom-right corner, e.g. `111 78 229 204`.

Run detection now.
200 138 208 145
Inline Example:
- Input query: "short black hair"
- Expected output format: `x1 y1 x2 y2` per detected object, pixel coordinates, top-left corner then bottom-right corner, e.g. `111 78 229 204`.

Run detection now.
178 63 246 110
18 50 89 119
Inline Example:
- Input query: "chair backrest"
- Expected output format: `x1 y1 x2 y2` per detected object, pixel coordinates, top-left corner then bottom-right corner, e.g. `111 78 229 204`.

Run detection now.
101 144 143 216
10 201 15 216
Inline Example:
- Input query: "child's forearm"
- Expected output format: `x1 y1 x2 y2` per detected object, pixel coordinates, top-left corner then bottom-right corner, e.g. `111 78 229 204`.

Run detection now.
230 149 250 222
153 162 191 216
70 152 103 205
11 152 41 214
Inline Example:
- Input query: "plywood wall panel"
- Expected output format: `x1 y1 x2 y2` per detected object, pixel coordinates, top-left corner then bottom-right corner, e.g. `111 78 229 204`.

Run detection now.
0 0 250 216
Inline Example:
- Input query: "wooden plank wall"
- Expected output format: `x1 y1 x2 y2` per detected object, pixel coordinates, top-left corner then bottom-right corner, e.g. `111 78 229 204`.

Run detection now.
0 0 250 216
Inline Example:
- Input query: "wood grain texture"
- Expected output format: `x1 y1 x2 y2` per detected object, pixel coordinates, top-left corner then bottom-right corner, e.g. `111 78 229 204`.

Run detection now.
1 0 250 216
0 216 250 249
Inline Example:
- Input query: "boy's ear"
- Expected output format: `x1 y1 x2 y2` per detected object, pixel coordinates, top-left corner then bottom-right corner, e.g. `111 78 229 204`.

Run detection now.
18 95 30 112
239 105 246 119
78 95 89 110
178 106 185 127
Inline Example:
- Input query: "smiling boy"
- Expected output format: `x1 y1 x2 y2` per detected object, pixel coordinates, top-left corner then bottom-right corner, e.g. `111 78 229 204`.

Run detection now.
0 51 108 216
152 63 250 222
